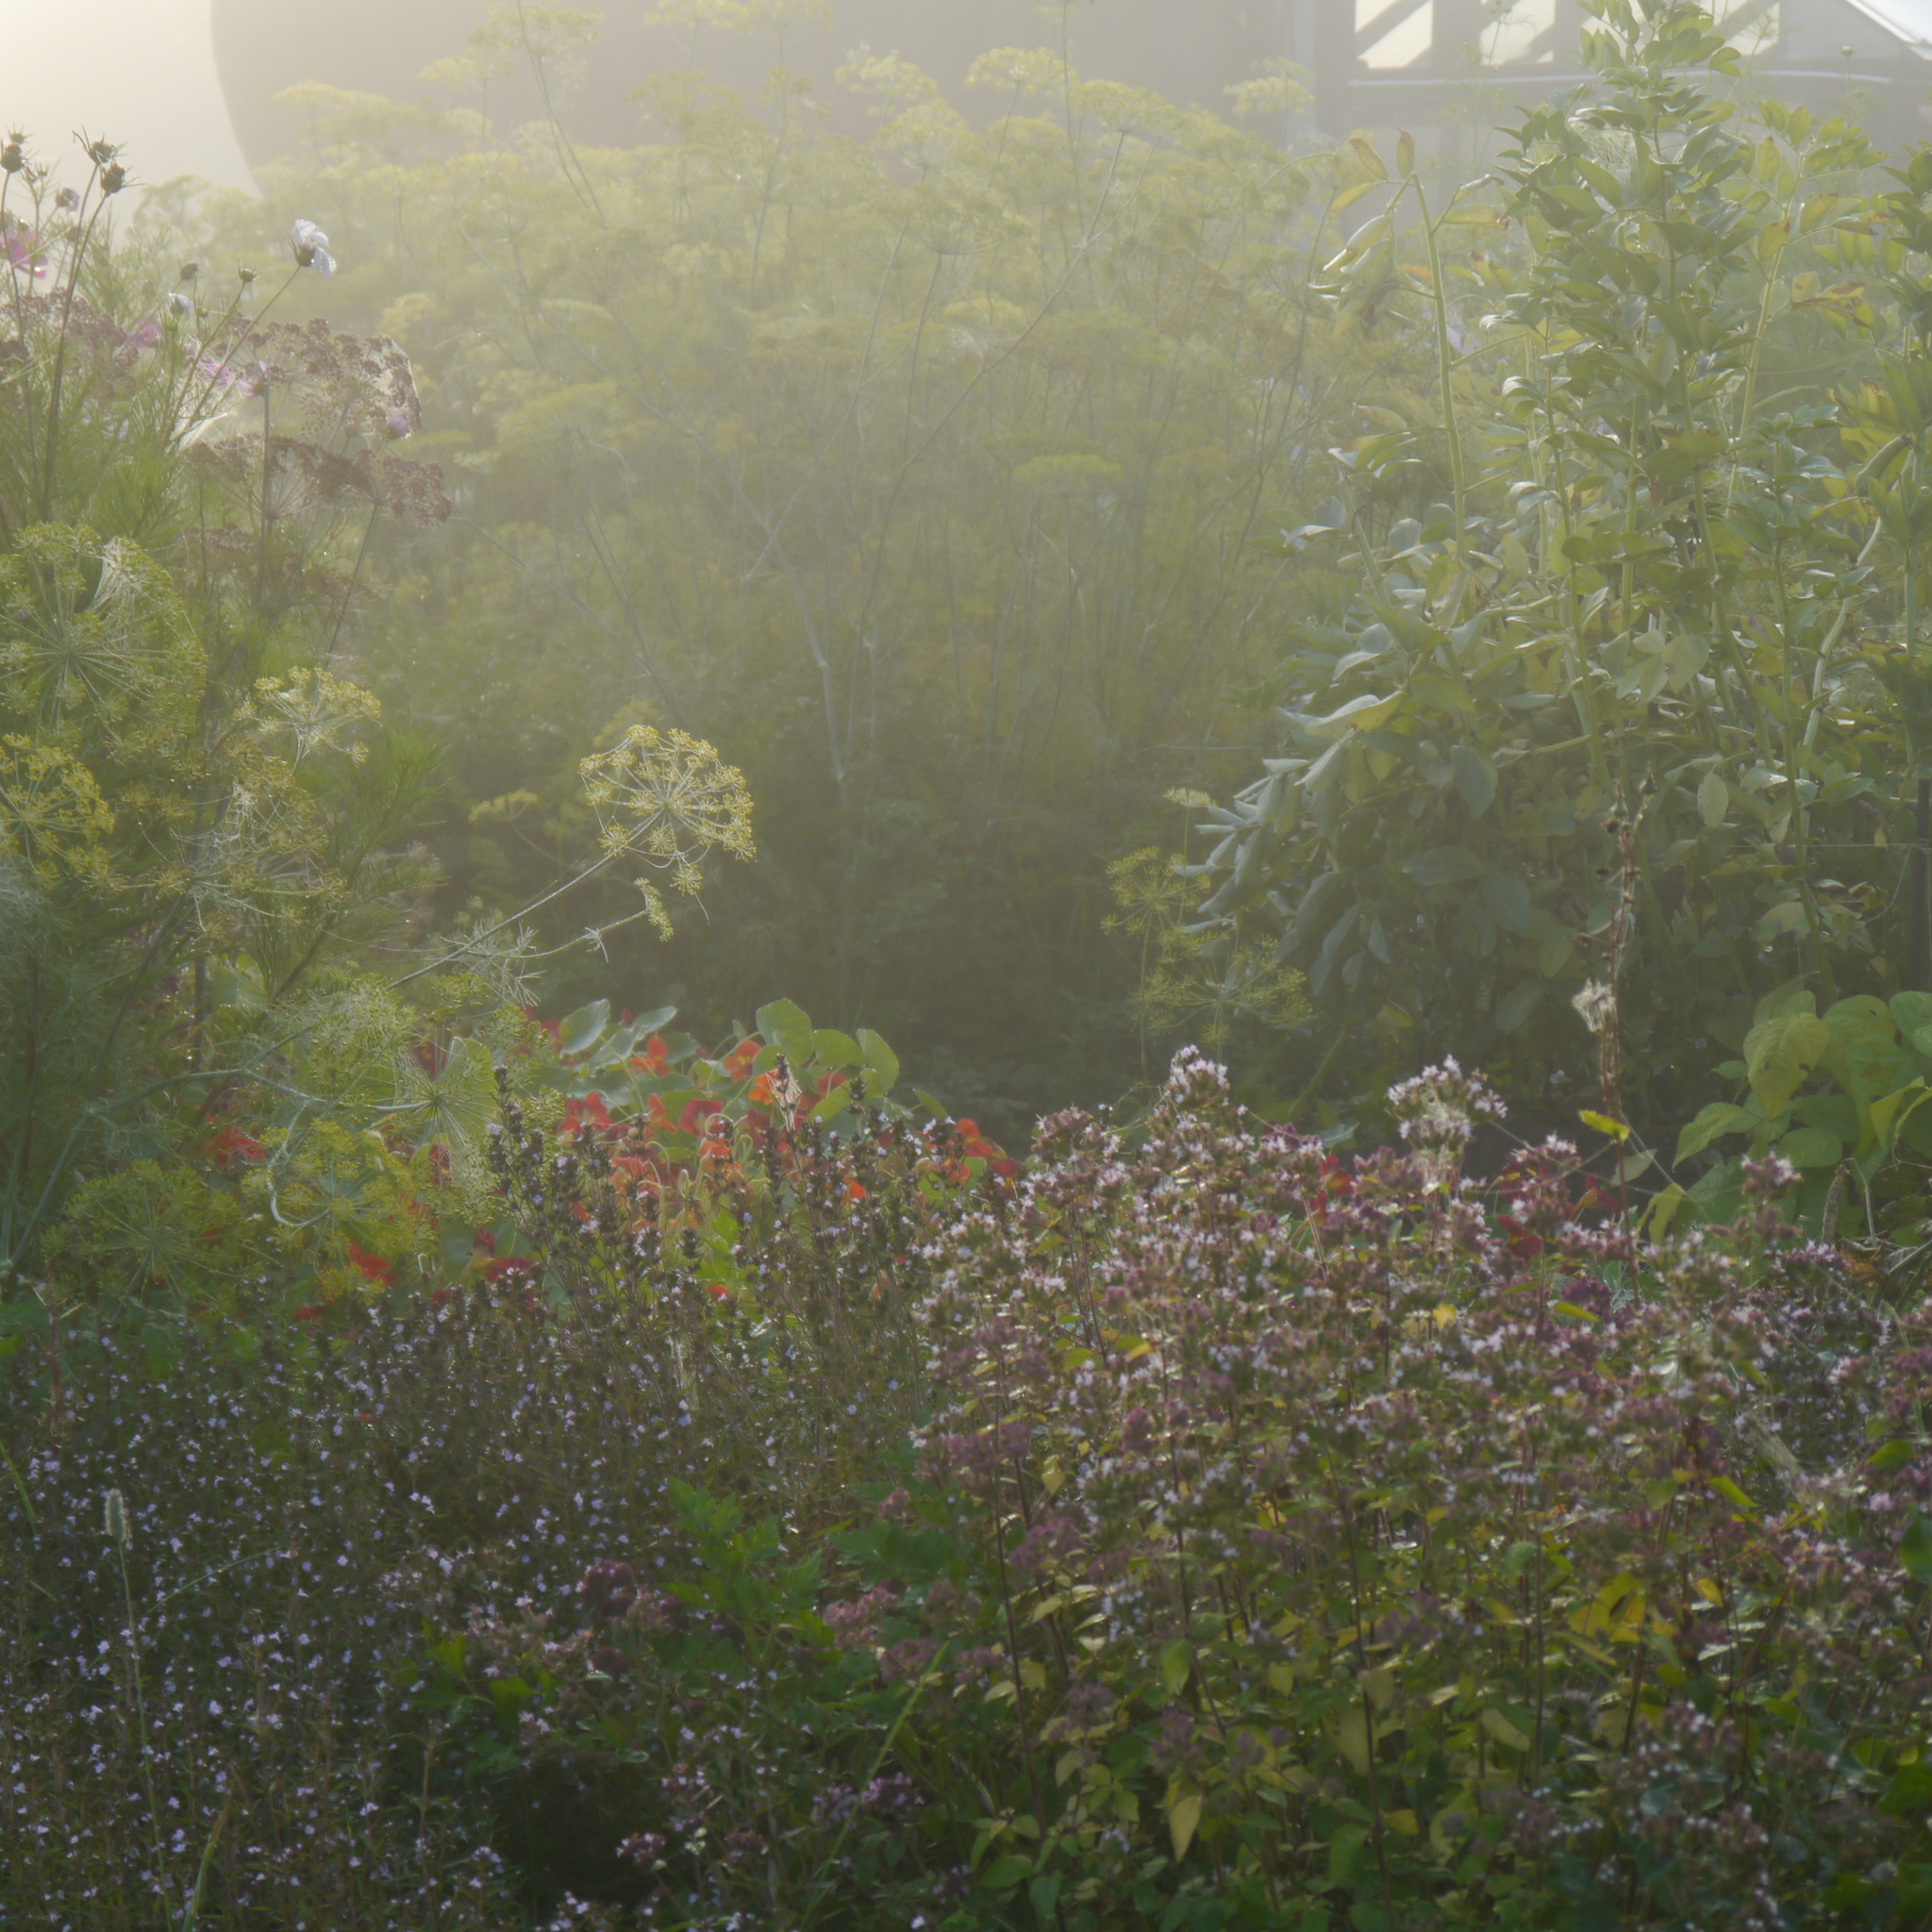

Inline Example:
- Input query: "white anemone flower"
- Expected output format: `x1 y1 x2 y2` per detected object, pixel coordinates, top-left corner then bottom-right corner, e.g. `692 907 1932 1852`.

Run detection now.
291 218 336 278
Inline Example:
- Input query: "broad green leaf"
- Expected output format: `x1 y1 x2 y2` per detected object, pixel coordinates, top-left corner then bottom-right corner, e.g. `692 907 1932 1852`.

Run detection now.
1403 845 1487 889
1754 982 1816 1026
1775 1125 1842 1169
1741 1013 1831 1118
857 1027 901 1094
1892 991 1932 1040
1662 631 1710 690
1823 994 1894 1084
1410 669 1478 717
812 1028 862 1068
810 1083 854 1123
1451 744 1497 815
755 998 815 1068
1480 872 1531 932
1844 1039 1919 1133
1696 768 1728 827
1675 1102 1750 1162
1756 899 1809 944
1494 979 1541 1030
1158 1640 1192 1695
558 999 611 1057
978 1855 1032 1891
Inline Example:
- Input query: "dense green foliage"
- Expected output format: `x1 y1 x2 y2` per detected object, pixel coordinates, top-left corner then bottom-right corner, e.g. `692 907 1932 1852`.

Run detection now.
160 14 1402 1124
1197 2 1932 1152
17 3 1932 1927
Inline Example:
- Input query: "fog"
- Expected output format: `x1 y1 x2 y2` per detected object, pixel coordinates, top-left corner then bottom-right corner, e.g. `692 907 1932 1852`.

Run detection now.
6 0 252 187
7 0 1293 192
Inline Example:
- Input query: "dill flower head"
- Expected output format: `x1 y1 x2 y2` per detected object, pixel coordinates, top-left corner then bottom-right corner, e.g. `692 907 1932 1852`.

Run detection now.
577 724 756 939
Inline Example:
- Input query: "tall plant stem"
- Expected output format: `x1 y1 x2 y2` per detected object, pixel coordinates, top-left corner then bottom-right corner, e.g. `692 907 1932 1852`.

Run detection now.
1411 176 1467 547
39 161 107 520
109 1509 172 1925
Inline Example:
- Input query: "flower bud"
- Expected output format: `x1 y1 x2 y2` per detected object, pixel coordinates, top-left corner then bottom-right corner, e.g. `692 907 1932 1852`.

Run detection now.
55 187 79 212
177 259 200 283
103 1488 129 1549
2 136 24 175
165 291 192 319
101 162 126 196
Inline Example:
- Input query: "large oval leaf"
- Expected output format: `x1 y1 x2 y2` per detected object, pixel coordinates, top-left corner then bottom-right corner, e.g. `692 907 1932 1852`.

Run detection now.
1742 1013 1830 1118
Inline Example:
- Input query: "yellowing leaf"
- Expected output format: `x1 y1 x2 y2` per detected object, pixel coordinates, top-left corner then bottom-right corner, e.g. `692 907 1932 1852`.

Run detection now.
1481 1707 1531 1753
1578 1108 1631 1141
1159 1640 1192 1696
1336 1706 1371 1772
1643 1182 1690 1239
1167 1790 1203 1859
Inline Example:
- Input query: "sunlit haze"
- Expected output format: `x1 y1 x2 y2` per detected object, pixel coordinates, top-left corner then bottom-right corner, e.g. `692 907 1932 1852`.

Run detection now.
5 0 252 191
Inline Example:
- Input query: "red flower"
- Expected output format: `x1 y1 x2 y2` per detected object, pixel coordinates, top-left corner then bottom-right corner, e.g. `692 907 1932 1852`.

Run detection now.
639 1033 673 1074
562 1092 611 1138
429 1287 456 1307
345 1242 394 1289
722 1038 761 1079
292 1305 325 1324
845 1178 867 1201
203 1124 266 1168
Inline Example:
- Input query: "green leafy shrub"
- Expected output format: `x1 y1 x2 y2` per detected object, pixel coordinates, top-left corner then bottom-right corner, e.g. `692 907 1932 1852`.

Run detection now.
174 21 1407 1122
1198 0 1932 1143
1669 984 1932 1237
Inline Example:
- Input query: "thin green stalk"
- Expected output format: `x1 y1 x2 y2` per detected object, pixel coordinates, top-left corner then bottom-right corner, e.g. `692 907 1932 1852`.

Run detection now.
40 156 108 520
107 1491 174 1926
1411 175 1468 546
